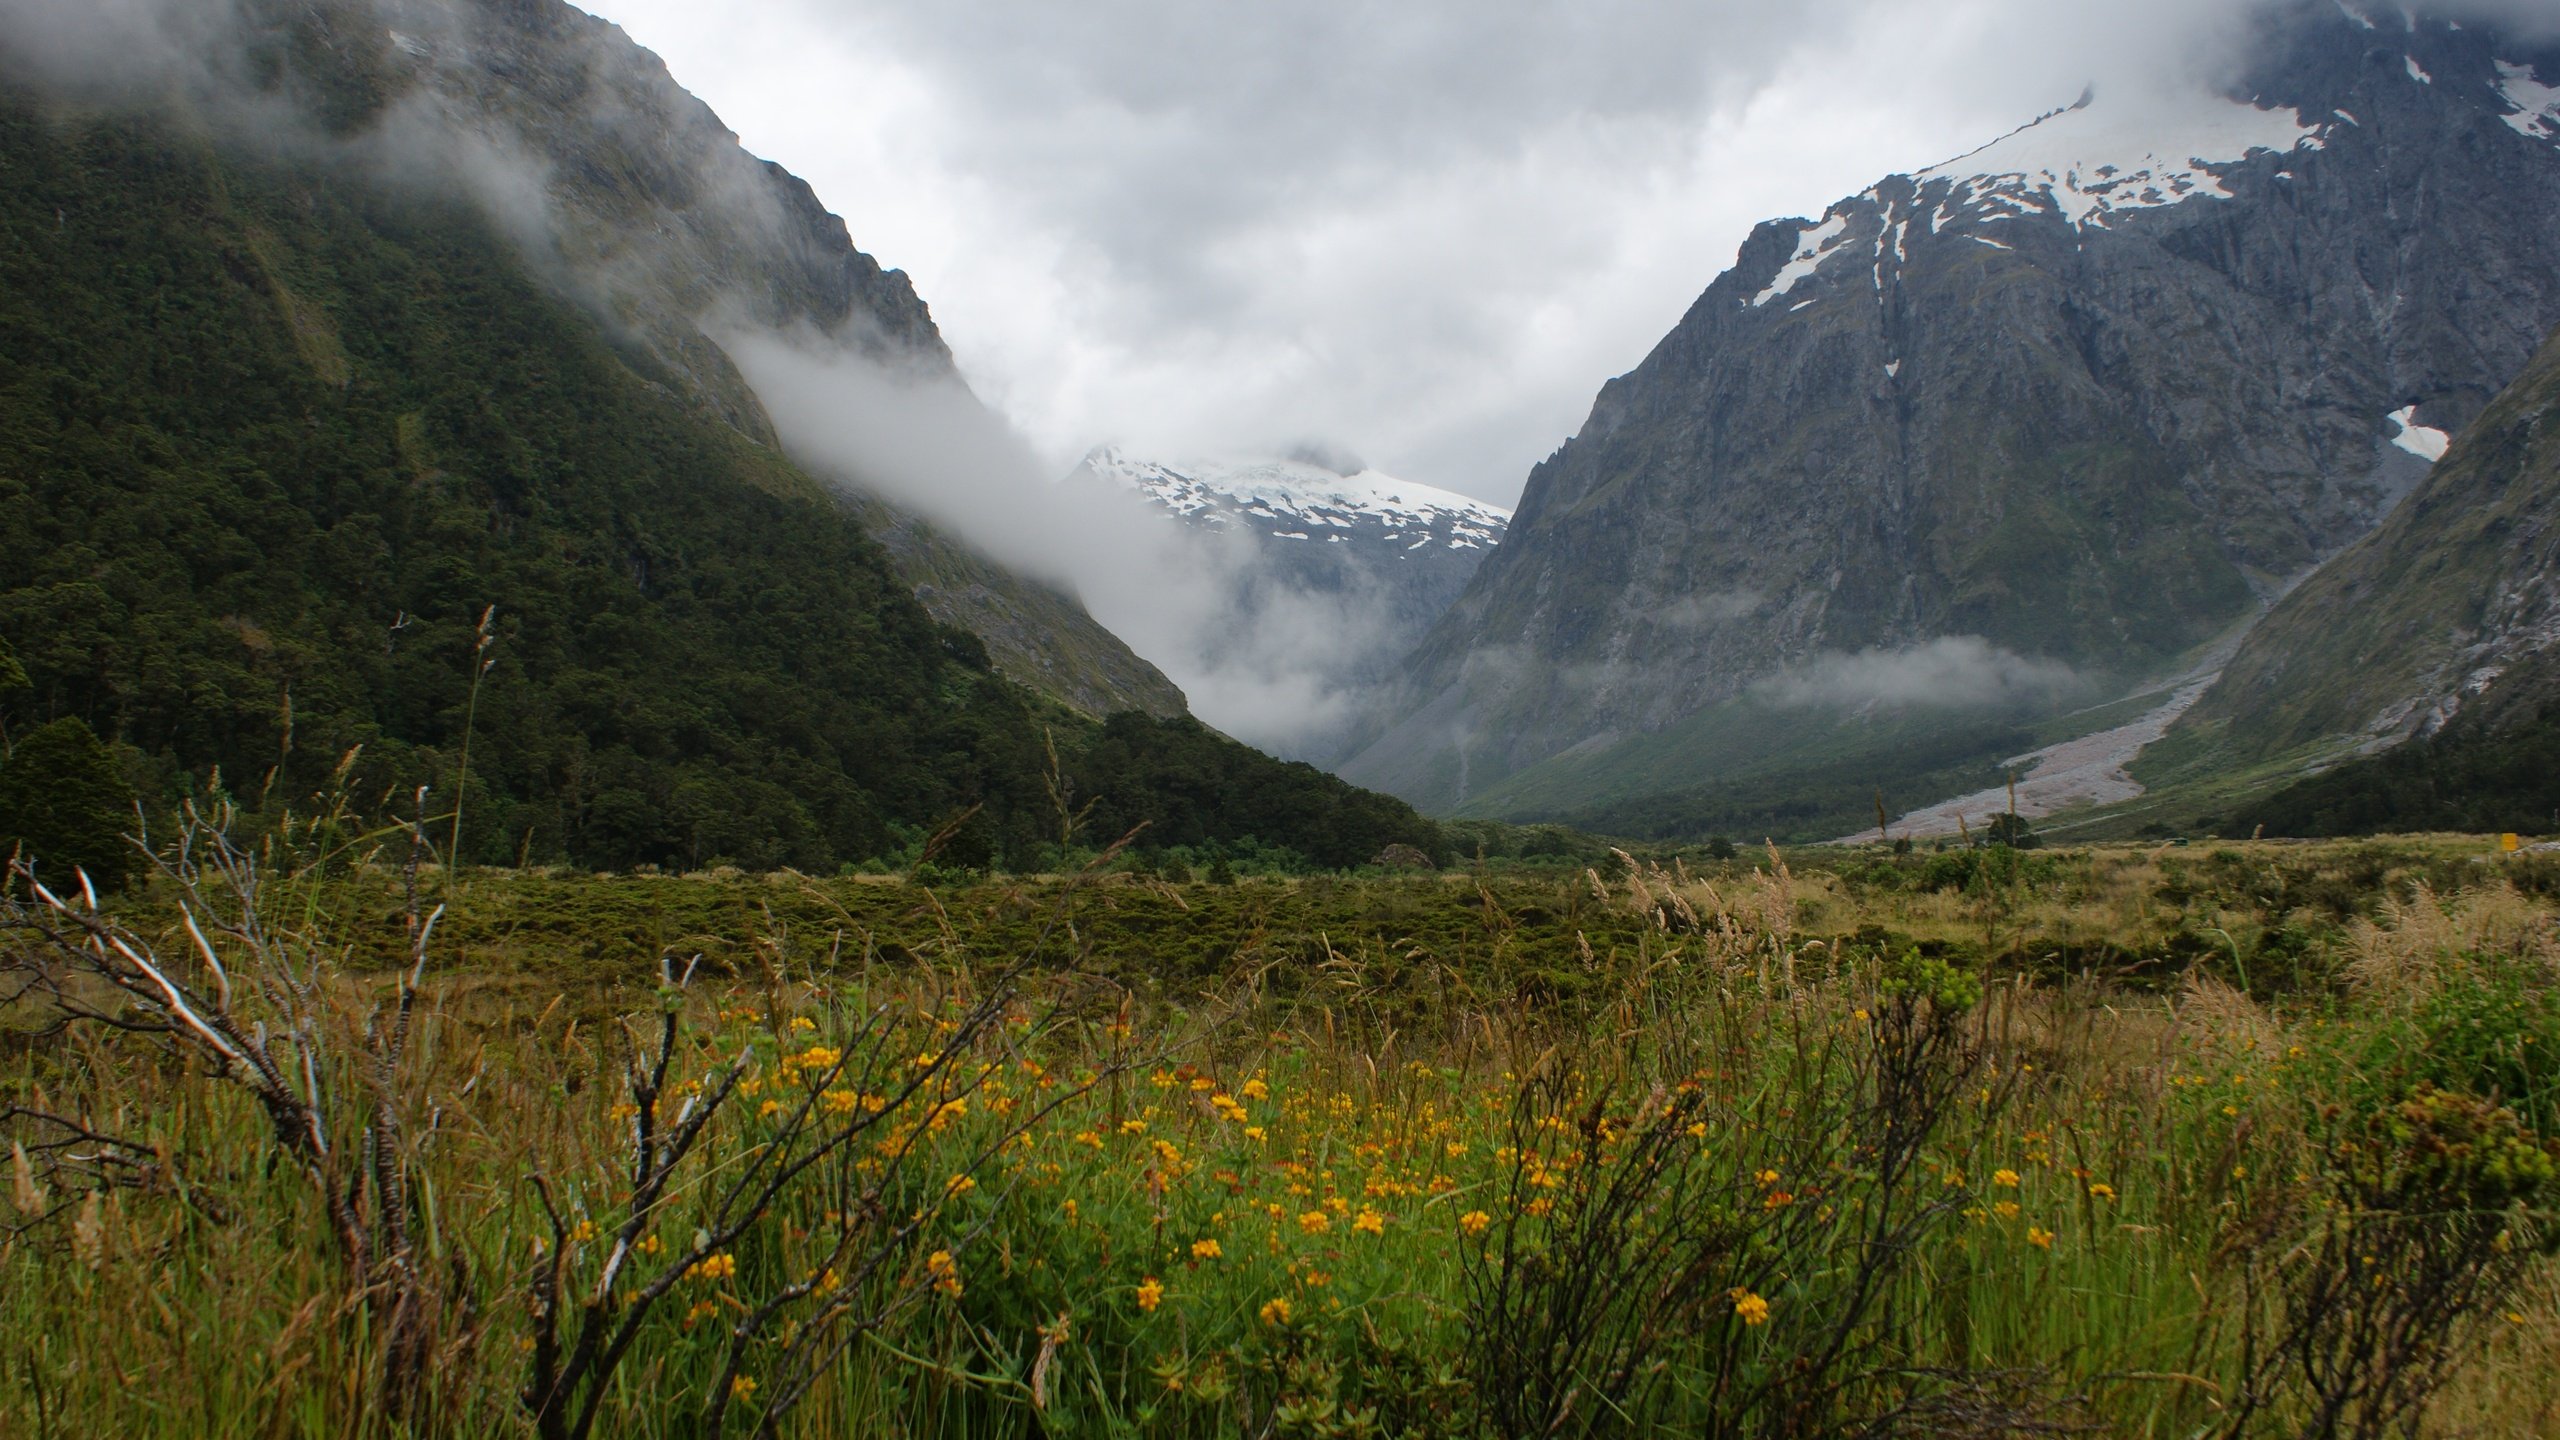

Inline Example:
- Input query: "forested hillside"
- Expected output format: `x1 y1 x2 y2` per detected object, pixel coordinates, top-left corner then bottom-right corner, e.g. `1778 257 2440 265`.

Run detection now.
0 100 1440 873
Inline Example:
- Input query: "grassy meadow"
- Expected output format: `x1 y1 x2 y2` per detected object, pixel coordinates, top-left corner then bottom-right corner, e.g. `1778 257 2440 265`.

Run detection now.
8 822 2560 1438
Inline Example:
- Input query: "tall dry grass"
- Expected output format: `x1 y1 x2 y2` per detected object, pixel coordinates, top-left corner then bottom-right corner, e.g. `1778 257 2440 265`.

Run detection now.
4 834 2559 1436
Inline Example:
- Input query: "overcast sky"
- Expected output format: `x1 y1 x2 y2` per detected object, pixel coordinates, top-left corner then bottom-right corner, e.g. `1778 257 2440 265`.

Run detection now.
568 1 2461 505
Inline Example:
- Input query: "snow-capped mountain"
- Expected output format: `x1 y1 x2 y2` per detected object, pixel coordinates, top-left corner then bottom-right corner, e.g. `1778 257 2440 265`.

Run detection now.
1066 445 1510 760
1073 446 1507 558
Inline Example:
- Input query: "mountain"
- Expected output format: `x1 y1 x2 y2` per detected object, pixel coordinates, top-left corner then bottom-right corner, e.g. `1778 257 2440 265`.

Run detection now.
1072 447 1507 585
0 0 1432 873
1338 3 2560 837
1068 445 1508 747
253 0 1182 719
2156 318 2560 833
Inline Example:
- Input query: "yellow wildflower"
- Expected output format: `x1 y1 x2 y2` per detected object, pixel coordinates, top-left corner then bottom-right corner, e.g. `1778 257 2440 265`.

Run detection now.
1298 1210 1332 1235
1992 1169 2020 1189
1731 1289 1770 1326
1459 1210 1493 1235
1191 1238 1223 1260
2027 1227 2054 1250
926 1249 963 1298
1136 1276 1164 1312
1260 1297 1293 1326
1352 1207 1386 1236
730 1375 758 1401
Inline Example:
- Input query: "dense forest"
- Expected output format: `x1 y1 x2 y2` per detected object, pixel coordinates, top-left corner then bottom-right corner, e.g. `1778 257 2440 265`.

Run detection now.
0 100 1442 875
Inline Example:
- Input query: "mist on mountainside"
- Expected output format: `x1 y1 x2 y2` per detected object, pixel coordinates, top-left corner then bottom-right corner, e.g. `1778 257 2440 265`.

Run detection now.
726 332 1418 755
0 0 1421 754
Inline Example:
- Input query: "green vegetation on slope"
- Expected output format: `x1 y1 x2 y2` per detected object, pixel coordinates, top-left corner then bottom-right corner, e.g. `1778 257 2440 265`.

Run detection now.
2235 662 2560 838
0 102 1436 874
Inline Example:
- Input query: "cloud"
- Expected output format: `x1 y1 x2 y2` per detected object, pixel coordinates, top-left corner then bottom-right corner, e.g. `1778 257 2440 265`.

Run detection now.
0 0 239 95
1754 637 2083 711
573 0 2510 503
723 330 1412 755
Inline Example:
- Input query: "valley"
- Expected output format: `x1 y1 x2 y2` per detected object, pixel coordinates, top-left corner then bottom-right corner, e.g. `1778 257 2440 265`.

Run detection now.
8 1 2560 1436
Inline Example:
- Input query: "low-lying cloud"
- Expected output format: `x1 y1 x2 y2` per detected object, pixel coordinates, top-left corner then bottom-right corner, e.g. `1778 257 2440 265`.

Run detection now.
726 331 1412 755
1755 637 2082 712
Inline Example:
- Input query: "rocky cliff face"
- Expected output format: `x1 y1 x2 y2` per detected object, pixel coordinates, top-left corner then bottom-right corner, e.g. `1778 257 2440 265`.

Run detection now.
222 0 1185 717
1340 2 2560 816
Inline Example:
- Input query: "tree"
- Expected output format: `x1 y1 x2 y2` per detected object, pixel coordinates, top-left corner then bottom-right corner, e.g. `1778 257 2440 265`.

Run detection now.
0 717 138 890
1984 812 2038 850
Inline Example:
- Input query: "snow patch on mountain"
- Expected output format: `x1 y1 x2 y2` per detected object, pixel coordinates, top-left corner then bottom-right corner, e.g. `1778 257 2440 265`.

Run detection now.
2387 406 2451 462
1073 446 1509 553
1916 90 2320 232
2501 62 2560 143
1749 89 2328 311
1752 213 1853 308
